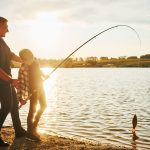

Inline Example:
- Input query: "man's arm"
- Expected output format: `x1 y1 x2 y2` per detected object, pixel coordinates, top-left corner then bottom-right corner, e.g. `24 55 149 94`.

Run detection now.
0 49 11 81
0 68 12 82
11 53 22 63
0 68 20 88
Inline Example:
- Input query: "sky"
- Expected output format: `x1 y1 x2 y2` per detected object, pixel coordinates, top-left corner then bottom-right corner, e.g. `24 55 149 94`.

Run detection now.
0 0 150 59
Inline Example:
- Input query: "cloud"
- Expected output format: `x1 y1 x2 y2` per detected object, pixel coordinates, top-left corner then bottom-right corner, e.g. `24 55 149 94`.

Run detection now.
57 0 150 26
0 0 150 26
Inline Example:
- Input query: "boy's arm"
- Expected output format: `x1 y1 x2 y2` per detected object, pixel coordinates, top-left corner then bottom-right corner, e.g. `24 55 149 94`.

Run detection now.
36 59 50 80
40 70 45 77
17 67 27 109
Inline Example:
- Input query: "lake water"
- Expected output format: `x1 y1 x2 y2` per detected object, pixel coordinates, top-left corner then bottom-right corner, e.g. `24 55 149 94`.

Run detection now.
4 68 150 149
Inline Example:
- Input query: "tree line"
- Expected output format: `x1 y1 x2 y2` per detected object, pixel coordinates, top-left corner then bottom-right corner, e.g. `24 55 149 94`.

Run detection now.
11 54 150 68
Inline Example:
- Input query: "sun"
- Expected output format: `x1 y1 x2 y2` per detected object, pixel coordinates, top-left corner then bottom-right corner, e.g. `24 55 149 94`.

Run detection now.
30 12 62 50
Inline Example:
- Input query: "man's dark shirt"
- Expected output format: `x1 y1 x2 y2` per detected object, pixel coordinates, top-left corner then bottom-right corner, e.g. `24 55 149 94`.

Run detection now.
0 38 14 84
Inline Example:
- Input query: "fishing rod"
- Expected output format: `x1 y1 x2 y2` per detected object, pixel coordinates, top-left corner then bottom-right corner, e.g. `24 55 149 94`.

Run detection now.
19 25 141 133
46 24 141 137
48 24 141 76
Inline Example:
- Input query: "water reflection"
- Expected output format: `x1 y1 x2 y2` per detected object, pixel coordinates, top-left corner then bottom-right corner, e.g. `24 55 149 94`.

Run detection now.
43 68 58 113
131 132 139 150
5 68 150 150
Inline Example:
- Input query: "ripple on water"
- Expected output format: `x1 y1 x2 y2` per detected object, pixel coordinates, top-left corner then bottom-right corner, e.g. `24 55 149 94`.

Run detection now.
5 68 150 150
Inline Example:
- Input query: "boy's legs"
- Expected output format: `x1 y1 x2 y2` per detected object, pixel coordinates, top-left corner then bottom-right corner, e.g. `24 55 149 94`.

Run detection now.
27 93 41 141
27 93 37 133
33 89 47 131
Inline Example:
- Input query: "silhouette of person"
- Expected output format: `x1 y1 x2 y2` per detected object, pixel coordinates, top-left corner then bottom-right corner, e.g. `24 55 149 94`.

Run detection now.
0 16 27 147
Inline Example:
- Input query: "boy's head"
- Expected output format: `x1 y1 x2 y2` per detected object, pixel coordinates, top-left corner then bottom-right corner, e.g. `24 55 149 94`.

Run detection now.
19 49 34 65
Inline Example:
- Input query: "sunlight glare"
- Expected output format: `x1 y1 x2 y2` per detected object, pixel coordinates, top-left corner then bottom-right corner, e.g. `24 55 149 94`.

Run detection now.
30 12 62 50
42 68 58 113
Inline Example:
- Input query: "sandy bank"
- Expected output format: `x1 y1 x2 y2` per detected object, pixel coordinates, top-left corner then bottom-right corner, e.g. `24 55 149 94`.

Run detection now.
1 127 130 150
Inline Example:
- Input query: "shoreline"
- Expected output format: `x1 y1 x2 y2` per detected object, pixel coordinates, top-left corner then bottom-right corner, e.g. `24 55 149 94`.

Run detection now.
1 127 131 150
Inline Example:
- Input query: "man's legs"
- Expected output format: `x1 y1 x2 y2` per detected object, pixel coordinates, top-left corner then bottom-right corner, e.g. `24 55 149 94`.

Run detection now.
0 84 12 129
0 84 12 146
10 86 25 136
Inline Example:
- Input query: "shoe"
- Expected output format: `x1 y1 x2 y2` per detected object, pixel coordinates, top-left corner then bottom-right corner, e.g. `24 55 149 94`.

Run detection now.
32 128 40 139
0 138 9 147
32 130 40 139
15 128 27 138
26 133 41 142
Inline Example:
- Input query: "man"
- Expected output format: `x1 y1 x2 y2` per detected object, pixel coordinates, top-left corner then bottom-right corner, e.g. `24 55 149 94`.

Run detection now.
0 17 27 147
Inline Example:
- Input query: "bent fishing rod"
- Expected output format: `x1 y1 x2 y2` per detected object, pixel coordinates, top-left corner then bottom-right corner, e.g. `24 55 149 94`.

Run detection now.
48 24 141 76
46 25 141 136
19 24 141 109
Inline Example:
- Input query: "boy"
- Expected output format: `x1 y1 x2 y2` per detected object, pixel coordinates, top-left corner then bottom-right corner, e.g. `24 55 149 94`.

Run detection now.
17 49 48 141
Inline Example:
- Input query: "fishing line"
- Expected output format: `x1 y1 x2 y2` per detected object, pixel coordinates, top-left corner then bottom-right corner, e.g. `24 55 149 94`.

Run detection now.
48 24 141 76
19 25 141 137
46 24 141 137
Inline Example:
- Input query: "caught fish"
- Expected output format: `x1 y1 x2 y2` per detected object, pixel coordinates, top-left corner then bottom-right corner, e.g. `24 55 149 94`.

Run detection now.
132 114 137 134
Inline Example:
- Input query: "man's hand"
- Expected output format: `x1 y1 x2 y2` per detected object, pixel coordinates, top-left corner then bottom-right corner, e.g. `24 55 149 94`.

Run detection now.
0 68 12 82
12 79 20 89
11 53 22 63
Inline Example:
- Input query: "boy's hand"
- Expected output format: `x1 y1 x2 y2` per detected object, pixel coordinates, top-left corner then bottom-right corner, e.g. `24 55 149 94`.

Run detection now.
44 75 50 80
12 79 20 89
19 99 27 105
19 99 27 109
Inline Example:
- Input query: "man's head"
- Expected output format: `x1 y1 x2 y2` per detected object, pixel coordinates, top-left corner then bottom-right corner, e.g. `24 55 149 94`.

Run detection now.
19 49 34 65
0 17 8 37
